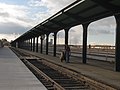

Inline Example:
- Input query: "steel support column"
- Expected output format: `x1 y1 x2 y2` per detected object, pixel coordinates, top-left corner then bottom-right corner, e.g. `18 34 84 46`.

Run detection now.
22 41 24 49
64 29 70 45
29 39 31 51
14 42 16 47
25 40 27 50
24 41 26 49
13 43 15 47
40 36 43 54
82 23 89 64
26 40 29 50
19 41 21 48
31 38 32 51
20 41 22 49
114 14 120 71
23 41 25 49
36 36 39 52
28 39 30 50
33 37 35 52
53 32 57 56
27 40 29 50
46 34 49 55
18 41 20 48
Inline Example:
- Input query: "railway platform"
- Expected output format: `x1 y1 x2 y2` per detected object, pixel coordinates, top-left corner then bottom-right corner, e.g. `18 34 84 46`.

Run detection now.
0 47 47 90
19 48 120 89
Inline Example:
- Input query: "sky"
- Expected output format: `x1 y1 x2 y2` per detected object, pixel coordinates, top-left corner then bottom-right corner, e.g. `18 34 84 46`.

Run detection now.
0 0 116 45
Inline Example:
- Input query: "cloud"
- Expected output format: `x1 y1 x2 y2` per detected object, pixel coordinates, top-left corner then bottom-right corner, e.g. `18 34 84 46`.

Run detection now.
89 25 115 35
0 2 36 41
0 3 33 28
29 0 74 9
33 12 51 24
0 12 9 17
58 30 65 38
28 0 75 23
0 33 20 42
0 0 75 41
69 25 83 45
0 22 30 34
88 16 116 35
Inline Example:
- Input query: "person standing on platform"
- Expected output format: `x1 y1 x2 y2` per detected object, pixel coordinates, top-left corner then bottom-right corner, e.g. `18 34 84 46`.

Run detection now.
65 44 70 63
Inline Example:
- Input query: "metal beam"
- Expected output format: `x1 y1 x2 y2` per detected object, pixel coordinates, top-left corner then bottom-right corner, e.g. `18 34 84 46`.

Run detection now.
33 37 35 52
37 26 51 34
82 23 90 64
31 38 32 51
64 28 70 45
40 36 43 54
36 36 39 52
50 20 67 28
91 0 120 12
42 24 55 31
63 12 84 21
30 30 41 37
33 29 44 35
46 34 49 55
114 14 120 72
53 32 57 56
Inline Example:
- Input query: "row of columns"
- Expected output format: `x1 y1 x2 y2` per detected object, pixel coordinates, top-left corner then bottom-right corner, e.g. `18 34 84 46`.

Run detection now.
12 14 120 72
16 25 89 65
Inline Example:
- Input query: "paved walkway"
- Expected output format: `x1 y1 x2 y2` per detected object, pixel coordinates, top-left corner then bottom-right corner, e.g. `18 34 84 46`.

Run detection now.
20 48 120 89
0 47 47 90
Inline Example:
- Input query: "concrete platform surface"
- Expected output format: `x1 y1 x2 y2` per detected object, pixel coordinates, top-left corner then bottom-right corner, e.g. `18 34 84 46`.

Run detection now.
0 47 47 90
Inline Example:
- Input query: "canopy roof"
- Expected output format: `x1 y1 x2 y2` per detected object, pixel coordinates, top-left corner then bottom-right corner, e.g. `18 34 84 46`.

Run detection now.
14 0 120 42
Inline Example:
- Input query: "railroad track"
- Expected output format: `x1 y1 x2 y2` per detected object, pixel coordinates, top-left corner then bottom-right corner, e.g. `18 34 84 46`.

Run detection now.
11 48 90 90
27 59 90 90
47 50 115 62
11 47 116 90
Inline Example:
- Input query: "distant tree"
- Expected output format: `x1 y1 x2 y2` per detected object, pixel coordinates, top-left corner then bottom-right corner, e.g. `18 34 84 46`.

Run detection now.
1 38 10 46
2 39 7 42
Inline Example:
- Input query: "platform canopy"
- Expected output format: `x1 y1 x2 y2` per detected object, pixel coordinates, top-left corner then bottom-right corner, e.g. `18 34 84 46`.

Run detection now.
14 0 120 42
